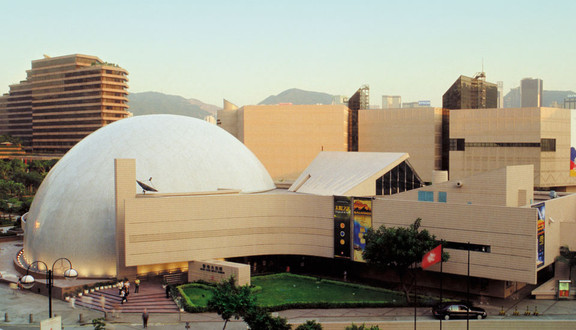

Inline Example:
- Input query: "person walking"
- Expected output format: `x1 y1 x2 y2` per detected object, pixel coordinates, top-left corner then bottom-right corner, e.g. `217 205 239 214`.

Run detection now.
120 287 128 304
135 278 140 293
142 308 149 328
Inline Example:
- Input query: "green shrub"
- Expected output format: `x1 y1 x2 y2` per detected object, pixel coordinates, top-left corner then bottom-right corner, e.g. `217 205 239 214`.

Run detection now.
296 319 323 330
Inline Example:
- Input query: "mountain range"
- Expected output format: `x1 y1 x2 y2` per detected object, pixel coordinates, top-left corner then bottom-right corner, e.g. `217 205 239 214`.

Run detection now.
127 89 338 118
128 88 575 118
127 92 217 119
258 88 336 105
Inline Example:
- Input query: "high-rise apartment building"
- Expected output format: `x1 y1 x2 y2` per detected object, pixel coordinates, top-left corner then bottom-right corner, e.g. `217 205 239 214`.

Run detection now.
521 78 543 107
0 54 130 154
382 95 401 109
442 72 498 109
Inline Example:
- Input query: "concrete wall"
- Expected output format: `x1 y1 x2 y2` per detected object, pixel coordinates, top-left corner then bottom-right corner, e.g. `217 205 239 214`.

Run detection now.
386 165 534 208
371 198 538 284
218 105 349 182
123 192 334 266
450 107 576 188
358 107 444 183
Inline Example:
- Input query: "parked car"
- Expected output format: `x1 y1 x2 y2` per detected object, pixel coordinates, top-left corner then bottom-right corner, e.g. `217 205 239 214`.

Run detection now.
432 303 487 320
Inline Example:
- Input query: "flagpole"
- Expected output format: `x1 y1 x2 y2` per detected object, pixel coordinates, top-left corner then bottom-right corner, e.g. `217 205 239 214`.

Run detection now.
414 263 417 330
440 245 443 330
467 241 470 330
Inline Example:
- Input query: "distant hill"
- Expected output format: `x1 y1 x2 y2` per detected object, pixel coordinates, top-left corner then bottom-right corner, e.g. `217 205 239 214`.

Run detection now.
128 92 218 119
543 90 575 107
258 88 336 105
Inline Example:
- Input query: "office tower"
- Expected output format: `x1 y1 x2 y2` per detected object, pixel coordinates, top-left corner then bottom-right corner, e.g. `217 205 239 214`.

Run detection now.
497 81 504 108
0 54 130 154
442 72 498 109
382 95 402 109
504 86 521 108
521 78 543 107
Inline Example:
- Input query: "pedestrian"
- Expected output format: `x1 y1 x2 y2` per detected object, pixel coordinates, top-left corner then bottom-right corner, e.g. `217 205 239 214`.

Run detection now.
118 280 124 295
165 285 170 298
135 278 140 293
120 287 127 304
125 280 131 294
142 308 149 328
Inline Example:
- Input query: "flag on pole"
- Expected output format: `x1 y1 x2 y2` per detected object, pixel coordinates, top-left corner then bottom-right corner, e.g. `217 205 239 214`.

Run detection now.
422 244 442 269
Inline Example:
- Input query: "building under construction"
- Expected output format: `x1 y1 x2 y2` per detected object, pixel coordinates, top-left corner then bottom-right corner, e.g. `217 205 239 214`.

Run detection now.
442 72 498 110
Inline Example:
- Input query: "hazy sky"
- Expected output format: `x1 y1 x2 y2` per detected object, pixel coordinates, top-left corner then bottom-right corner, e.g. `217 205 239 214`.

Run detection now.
1 0 575 107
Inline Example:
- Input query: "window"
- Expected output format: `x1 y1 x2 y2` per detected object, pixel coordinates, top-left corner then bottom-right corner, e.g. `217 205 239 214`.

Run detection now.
449 138 465 151
418 191 434 202
438 191 447 203
541 138 556 152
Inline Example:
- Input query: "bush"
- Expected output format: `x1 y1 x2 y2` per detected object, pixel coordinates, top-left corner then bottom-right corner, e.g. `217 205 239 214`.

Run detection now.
243 306 291 330
295 320 323 330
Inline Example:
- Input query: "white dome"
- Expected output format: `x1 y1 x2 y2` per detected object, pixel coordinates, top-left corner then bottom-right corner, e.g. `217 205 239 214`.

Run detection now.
23 115 274 277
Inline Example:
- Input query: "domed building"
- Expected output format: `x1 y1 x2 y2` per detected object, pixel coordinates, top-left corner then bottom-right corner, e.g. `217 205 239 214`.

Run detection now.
21 115 275 278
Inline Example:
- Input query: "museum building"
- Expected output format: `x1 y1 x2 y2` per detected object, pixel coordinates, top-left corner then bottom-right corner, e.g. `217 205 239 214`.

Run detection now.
16 115 576 298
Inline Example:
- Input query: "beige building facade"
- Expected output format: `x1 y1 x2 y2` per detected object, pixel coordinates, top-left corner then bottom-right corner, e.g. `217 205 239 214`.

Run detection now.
217 104 349 181
358 107 447 183
449 107 576 190
113 157 572 298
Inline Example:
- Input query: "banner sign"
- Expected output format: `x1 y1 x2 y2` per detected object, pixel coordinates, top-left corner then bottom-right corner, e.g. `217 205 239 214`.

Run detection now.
535 203 545 268
334 196 352 259
353 198 372 262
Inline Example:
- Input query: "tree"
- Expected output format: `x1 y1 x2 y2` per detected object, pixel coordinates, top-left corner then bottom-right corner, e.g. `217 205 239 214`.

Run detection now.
243 306 291 330
295 320 323 330
362 218 448 303
207 277 256 330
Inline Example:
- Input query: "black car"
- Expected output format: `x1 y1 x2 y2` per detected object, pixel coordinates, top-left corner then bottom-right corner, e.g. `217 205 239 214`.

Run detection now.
432 303 487 320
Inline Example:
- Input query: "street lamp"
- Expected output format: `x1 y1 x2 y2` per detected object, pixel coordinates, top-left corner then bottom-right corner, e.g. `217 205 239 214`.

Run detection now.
20 258 78 318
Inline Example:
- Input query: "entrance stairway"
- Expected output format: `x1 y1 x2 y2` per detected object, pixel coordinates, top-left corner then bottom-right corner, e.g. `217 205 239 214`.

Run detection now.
74 281 181 313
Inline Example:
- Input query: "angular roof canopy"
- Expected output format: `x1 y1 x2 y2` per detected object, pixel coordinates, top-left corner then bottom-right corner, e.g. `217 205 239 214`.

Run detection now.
289 151 411 196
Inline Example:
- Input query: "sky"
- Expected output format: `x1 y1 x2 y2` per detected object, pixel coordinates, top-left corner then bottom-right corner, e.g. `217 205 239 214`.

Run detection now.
1 0 575 108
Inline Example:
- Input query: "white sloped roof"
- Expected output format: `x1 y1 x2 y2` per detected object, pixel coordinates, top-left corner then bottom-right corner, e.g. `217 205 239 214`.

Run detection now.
289 151 409 196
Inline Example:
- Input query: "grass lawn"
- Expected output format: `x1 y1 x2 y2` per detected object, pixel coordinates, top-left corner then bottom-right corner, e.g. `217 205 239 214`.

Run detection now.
252 273 406 307
179 273 407 311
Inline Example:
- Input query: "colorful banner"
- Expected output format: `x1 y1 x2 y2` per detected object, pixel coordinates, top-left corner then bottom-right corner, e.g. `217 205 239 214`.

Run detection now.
571 110 576 176
535 203 545 268
334 196 352 259
353 198 372 262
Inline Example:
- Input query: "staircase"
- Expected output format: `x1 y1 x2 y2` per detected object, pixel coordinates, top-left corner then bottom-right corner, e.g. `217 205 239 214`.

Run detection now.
75 281 180 313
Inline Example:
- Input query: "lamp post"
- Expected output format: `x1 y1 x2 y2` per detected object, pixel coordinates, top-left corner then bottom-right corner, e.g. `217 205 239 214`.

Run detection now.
20 258 78 318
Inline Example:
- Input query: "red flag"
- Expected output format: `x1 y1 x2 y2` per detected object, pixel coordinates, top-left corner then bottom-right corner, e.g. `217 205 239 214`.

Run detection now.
422 244 442 269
